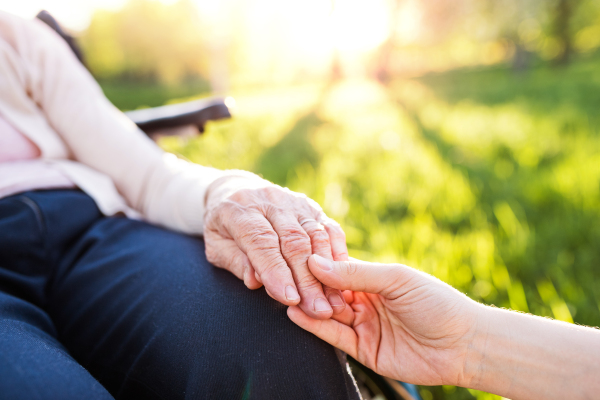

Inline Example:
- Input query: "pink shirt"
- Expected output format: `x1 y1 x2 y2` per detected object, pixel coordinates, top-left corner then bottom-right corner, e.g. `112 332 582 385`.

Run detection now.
0 114 75 198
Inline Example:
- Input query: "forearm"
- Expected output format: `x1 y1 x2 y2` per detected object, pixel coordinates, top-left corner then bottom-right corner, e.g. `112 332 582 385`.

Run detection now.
15 17 249 234
466 305 600 399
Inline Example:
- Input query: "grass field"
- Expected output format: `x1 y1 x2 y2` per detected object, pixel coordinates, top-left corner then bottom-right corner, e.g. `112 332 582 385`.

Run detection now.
102 53 600 400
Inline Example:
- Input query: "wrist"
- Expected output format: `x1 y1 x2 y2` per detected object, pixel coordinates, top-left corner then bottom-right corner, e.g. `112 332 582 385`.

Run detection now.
460 305 533 396
456 302 493 389
204 171 267 209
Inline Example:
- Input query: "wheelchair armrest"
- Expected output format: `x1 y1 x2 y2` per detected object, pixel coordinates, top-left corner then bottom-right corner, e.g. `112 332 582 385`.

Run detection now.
125 97 232 135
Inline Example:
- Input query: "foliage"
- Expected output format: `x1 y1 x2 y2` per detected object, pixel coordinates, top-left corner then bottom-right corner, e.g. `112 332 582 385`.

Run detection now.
79 0 600 89
81 0 208 84
99 79 210 110
100 52 600 399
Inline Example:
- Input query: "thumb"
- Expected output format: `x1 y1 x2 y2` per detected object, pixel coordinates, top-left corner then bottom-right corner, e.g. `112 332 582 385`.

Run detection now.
308 254 411 297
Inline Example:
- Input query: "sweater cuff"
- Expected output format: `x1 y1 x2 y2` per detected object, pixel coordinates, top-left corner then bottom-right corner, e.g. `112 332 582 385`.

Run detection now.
175 167 263 236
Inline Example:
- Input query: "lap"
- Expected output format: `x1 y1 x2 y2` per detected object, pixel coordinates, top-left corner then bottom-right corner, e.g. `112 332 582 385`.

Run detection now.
0 292 113 400
0 190 358 399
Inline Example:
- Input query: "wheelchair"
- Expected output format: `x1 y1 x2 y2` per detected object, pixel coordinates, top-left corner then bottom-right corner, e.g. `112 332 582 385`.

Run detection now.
36 10 421 400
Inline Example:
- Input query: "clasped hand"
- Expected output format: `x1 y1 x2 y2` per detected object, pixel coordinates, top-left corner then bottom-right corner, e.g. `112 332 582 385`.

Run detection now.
288 255 481 387
204 175 348 319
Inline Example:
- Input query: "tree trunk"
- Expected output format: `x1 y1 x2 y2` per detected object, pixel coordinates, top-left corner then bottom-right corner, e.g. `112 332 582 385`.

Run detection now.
554 0 576 66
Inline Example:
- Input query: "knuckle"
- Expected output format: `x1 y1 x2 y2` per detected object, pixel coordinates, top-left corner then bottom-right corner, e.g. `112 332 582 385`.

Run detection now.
340 261 359 276
335 250 349 259
280 231 311 257
227 188 255 203
295 273 323 290
264 203 285 219
310 230 330 246
261 185 283 199
330 225 346 240
257 252 286 275
244 226 279 248
212 201 245 226
214 199 237 215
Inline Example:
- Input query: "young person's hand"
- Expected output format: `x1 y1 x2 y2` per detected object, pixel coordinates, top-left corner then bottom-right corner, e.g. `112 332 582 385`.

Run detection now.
204 176 348 320
288 255 481 386
288 255 600 400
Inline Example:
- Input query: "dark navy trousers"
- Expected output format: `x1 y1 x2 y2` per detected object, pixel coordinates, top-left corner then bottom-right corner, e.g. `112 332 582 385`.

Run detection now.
0 190 360 399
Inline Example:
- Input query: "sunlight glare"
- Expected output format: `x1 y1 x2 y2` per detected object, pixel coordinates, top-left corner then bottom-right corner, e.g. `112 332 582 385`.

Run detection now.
329 0 390 51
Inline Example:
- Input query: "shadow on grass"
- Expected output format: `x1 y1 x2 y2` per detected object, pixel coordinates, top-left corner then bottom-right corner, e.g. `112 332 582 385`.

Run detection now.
254 111 322 186
417 52 600 131
388 73 600 326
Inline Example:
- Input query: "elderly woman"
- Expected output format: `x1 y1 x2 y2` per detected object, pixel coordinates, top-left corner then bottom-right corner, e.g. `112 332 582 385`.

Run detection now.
0 11 358 400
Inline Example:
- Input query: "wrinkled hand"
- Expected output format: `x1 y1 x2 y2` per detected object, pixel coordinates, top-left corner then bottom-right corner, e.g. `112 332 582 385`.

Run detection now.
204 175 348 319
287 255 482 386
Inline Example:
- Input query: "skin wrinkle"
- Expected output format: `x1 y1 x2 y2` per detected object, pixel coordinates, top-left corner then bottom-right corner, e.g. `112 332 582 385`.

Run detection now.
294 273 322 290
273 218 336 312
464 306 488 389
326 224 345 240
205 175 349 317
384 279 424 302
361 264 475 384
341 261 359 278
308 229 329 244
377 304 397 376
289 256 600 398
325 225 348 260
355 319 379 369
279 232 311 260
254 252 285 276
331 320 347 350
379 301 432 381
240 227 280 250
264 203 286 221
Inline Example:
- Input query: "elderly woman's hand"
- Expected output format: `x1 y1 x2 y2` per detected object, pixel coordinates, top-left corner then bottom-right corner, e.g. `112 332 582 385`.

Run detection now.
204 175 348 319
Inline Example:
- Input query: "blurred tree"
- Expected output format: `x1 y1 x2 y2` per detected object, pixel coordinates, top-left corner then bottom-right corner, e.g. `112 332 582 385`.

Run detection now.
369 0 600 78
81 0 209 85
552 0 578 65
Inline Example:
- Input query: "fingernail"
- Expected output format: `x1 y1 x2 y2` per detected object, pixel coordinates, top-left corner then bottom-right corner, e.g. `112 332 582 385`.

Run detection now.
313 254 332 271
314 298 332 313
285 285 300 301
328 294 344 307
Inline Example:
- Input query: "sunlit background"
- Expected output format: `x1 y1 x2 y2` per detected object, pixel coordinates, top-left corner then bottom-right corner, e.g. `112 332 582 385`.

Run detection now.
2 0 600 399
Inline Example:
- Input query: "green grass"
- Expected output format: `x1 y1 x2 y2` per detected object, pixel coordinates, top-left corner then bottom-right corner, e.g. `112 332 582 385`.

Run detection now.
101 57 600 400
99 78 210 110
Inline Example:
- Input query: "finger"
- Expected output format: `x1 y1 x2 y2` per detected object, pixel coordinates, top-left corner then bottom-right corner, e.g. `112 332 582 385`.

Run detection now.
204 232 262 290
322 218 349 261
287 306 358 359
331 302 355 326
308 254 411 298
299 218 333 259
300 217 346 314
227 214 300 306
267 212 333 319
342 290 354 303
323 286 346 315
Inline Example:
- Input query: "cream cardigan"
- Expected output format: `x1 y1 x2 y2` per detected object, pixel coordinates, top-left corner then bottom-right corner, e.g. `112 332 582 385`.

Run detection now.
0 11 250 235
